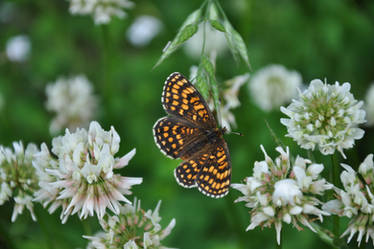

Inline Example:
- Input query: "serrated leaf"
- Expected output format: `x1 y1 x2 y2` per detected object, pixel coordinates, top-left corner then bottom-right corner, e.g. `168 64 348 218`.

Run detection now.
154 9 202 68
195 67 209 100
209 19 225 32
201 55 215 78
223 19 251 68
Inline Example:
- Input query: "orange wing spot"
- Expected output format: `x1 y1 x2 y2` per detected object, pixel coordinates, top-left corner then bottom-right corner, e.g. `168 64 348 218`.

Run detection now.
192 163 197 167
204 186 210 191
168 137 173 142
185 87 194 93
190 97 199 103
213 169 217 175
183 164 188 169
166 92 171 97
186 168 191 173
217 151 222 157
217 155 226 163
216 183 221 189
181 104 189 110
161 141 166 146
177 81 184 86
157 135 162 140
170 106 176 111
179 109 184 115
181 92 188 98
198 110 206 117
200 175 204 180
172 100 178 106
212 182 216 188
171 144 176 149
182 79 187 83
219 162 228 169
163 133 169 138
172 94 179 99
173 84 180 89
182 99 188 104
171 88 178 94
204 175 209 181
178 139 184 145
195 104 204 110
163 127 169 132
203 167 208 172
166 87 170 91
165 98 170 103
171 78 176 82
187 174 192 179
210 155 215 159
209 166 214 172
192 115 197 121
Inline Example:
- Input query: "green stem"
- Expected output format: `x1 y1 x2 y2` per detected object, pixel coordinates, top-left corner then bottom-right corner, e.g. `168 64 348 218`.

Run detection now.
330 153 340 245
35 208 53 249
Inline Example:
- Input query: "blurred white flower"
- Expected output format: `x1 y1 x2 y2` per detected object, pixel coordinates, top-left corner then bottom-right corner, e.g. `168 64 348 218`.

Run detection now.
281 79 366 158
365 83 374 126
0 142 39 222
33 121 142 223
249 64 302 111
323 155 374 246
84 198 176 249
223 73 249 109
184 22 227 59
46 75 98 134
127 15 162 47
69 0 134 25
232 145 331 245
5 35 31 62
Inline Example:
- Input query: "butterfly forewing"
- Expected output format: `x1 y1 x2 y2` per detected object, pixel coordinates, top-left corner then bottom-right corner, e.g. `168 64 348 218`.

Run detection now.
162 72 215 128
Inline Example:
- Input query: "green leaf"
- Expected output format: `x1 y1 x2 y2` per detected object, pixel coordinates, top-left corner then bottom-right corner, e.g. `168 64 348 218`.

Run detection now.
223 19 251 68
195 66 209 100
154 9 202 68
209 19 225 32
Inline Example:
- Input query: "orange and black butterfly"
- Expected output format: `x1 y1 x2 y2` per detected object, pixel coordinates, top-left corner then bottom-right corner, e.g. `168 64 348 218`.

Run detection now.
153 72 231 198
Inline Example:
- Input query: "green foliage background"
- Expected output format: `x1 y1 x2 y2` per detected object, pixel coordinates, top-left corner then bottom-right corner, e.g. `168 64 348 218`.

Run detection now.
0 0 374 248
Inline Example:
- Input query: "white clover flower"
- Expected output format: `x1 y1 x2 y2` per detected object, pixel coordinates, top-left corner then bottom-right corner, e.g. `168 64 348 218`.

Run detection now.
5 35 31 62
249 64 302 111
365 83 374 126
323 155 374 246
84 198 176 249
127 15 162 47
46 75 98 134
184 22 227 59
0 142 39 222
33 121 142 223
281 79 366 158
69 0 134 25
232 145 331 245
223 73 249 109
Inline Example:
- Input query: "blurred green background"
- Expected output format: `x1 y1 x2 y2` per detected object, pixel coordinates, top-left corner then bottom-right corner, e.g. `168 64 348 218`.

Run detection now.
1 0 374 248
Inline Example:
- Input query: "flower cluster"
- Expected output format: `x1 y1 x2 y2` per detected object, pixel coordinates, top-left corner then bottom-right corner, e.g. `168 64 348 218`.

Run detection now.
232 146 331 244
249 64 302 111
0 142 39 222
323 155 374 246
45 75 98 134
69 0 134 25
281 79 366 158
33 121 142 223
365 83 374 126
127 15 163 47
5 35 31 62
84 198 176 249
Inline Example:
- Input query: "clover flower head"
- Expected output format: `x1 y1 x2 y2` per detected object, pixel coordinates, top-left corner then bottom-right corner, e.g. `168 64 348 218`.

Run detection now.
281 79 366 158
33 121 142 223
365 83 374 126
0 142 39 222
5 35 31 62
232 145 331 245
184 22 227 59
84 198 176 249
249 64 302 111
127 15 163 47
69 0 134 25
46 75 98 134
323 154 374 246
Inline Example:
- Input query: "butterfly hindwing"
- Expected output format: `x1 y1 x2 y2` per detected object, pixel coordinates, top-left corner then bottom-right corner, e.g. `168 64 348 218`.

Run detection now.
174 153 209 188
196 142 231 198
162 72 215 128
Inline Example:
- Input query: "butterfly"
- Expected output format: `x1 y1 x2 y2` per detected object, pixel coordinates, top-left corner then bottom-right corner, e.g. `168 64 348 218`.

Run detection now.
153 72 231 198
